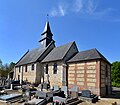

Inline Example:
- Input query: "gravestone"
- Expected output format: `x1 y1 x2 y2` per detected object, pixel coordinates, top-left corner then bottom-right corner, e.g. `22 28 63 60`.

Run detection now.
54 85 59 91
61 86 68 97
69 86 79 98
46 74 50 84
81 90 91 98
10 84 13 90
38 84 43 91
69 86 79 92
53 96 66 104
36 91 47 98
25 90 31 100
43 83 50 90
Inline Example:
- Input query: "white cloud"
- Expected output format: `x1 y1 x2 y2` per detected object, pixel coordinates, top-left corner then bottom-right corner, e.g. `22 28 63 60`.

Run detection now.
49 0 99 17
87 0 98 14
50 9 58 17
49 0 118 21
73 0 83 13
59 5 66 16
50 4 66 17
72 0 99 14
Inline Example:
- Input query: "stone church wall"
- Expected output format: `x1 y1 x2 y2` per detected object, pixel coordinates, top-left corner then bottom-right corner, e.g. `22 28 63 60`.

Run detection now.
15 63 38 83
43 61 64 87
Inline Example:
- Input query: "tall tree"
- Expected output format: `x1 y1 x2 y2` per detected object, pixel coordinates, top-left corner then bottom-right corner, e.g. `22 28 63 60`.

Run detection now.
9 62 15 71
111 61 120 87
0 59 15 77
0 59 3 69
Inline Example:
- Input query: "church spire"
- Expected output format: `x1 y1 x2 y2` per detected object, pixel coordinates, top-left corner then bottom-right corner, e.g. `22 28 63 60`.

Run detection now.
39 21 54 48
41 21 53 36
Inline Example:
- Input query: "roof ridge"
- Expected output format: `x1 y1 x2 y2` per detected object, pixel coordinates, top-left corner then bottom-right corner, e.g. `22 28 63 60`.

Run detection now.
68 48 110 64
79 48 96 53
42 41 75 63
55 41 74 48
36 41 55 61
30 46 46 52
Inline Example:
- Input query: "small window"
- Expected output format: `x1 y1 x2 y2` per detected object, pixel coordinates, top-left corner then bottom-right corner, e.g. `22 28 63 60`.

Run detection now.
45 64 48 74
32 64 34 70
25 65 27 72
19 66 21 73
53 63 57 74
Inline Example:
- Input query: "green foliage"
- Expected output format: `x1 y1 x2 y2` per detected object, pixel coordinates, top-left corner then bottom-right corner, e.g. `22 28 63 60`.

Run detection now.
9 62 15 70
111 61 120 87
0 59 15 77
0 59 3 69
112 82 120 87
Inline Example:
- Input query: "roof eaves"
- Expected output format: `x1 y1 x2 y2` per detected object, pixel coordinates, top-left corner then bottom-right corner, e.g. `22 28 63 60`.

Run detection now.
95 48 111 64
16 61 36 67
41 59 63 63
67 58 101 63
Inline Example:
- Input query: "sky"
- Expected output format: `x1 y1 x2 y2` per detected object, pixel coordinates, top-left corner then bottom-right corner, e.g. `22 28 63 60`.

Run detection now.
0 0 120 64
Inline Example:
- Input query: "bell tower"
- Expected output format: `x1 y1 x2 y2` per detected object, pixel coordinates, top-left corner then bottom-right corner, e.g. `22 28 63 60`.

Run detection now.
39 21 54 48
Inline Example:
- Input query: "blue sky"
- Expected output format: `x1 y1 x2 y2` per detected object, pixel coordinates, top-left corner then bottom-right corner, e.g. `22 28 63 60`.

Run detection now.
0 0 120 64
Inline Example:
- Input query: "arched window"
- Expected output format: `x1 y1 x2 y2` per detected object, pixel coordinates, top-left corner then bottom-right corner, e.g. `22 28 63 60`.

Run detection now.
32 64 34 70
45 64 48 74
25 65 27 72
19 66 21 73
53 63 57 74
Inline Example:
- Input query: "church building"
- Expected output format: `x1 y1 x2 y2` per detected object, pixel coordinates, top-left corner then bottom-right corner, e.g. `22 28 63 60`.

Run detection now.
14 21 111 97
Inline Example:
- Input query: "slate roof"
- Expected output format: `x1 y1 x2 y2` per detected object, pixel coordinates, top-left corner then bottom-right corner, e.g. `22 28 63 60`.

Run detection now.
68 48 110 64
15 47 47 66
15 41 56 66
42 42 74 63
